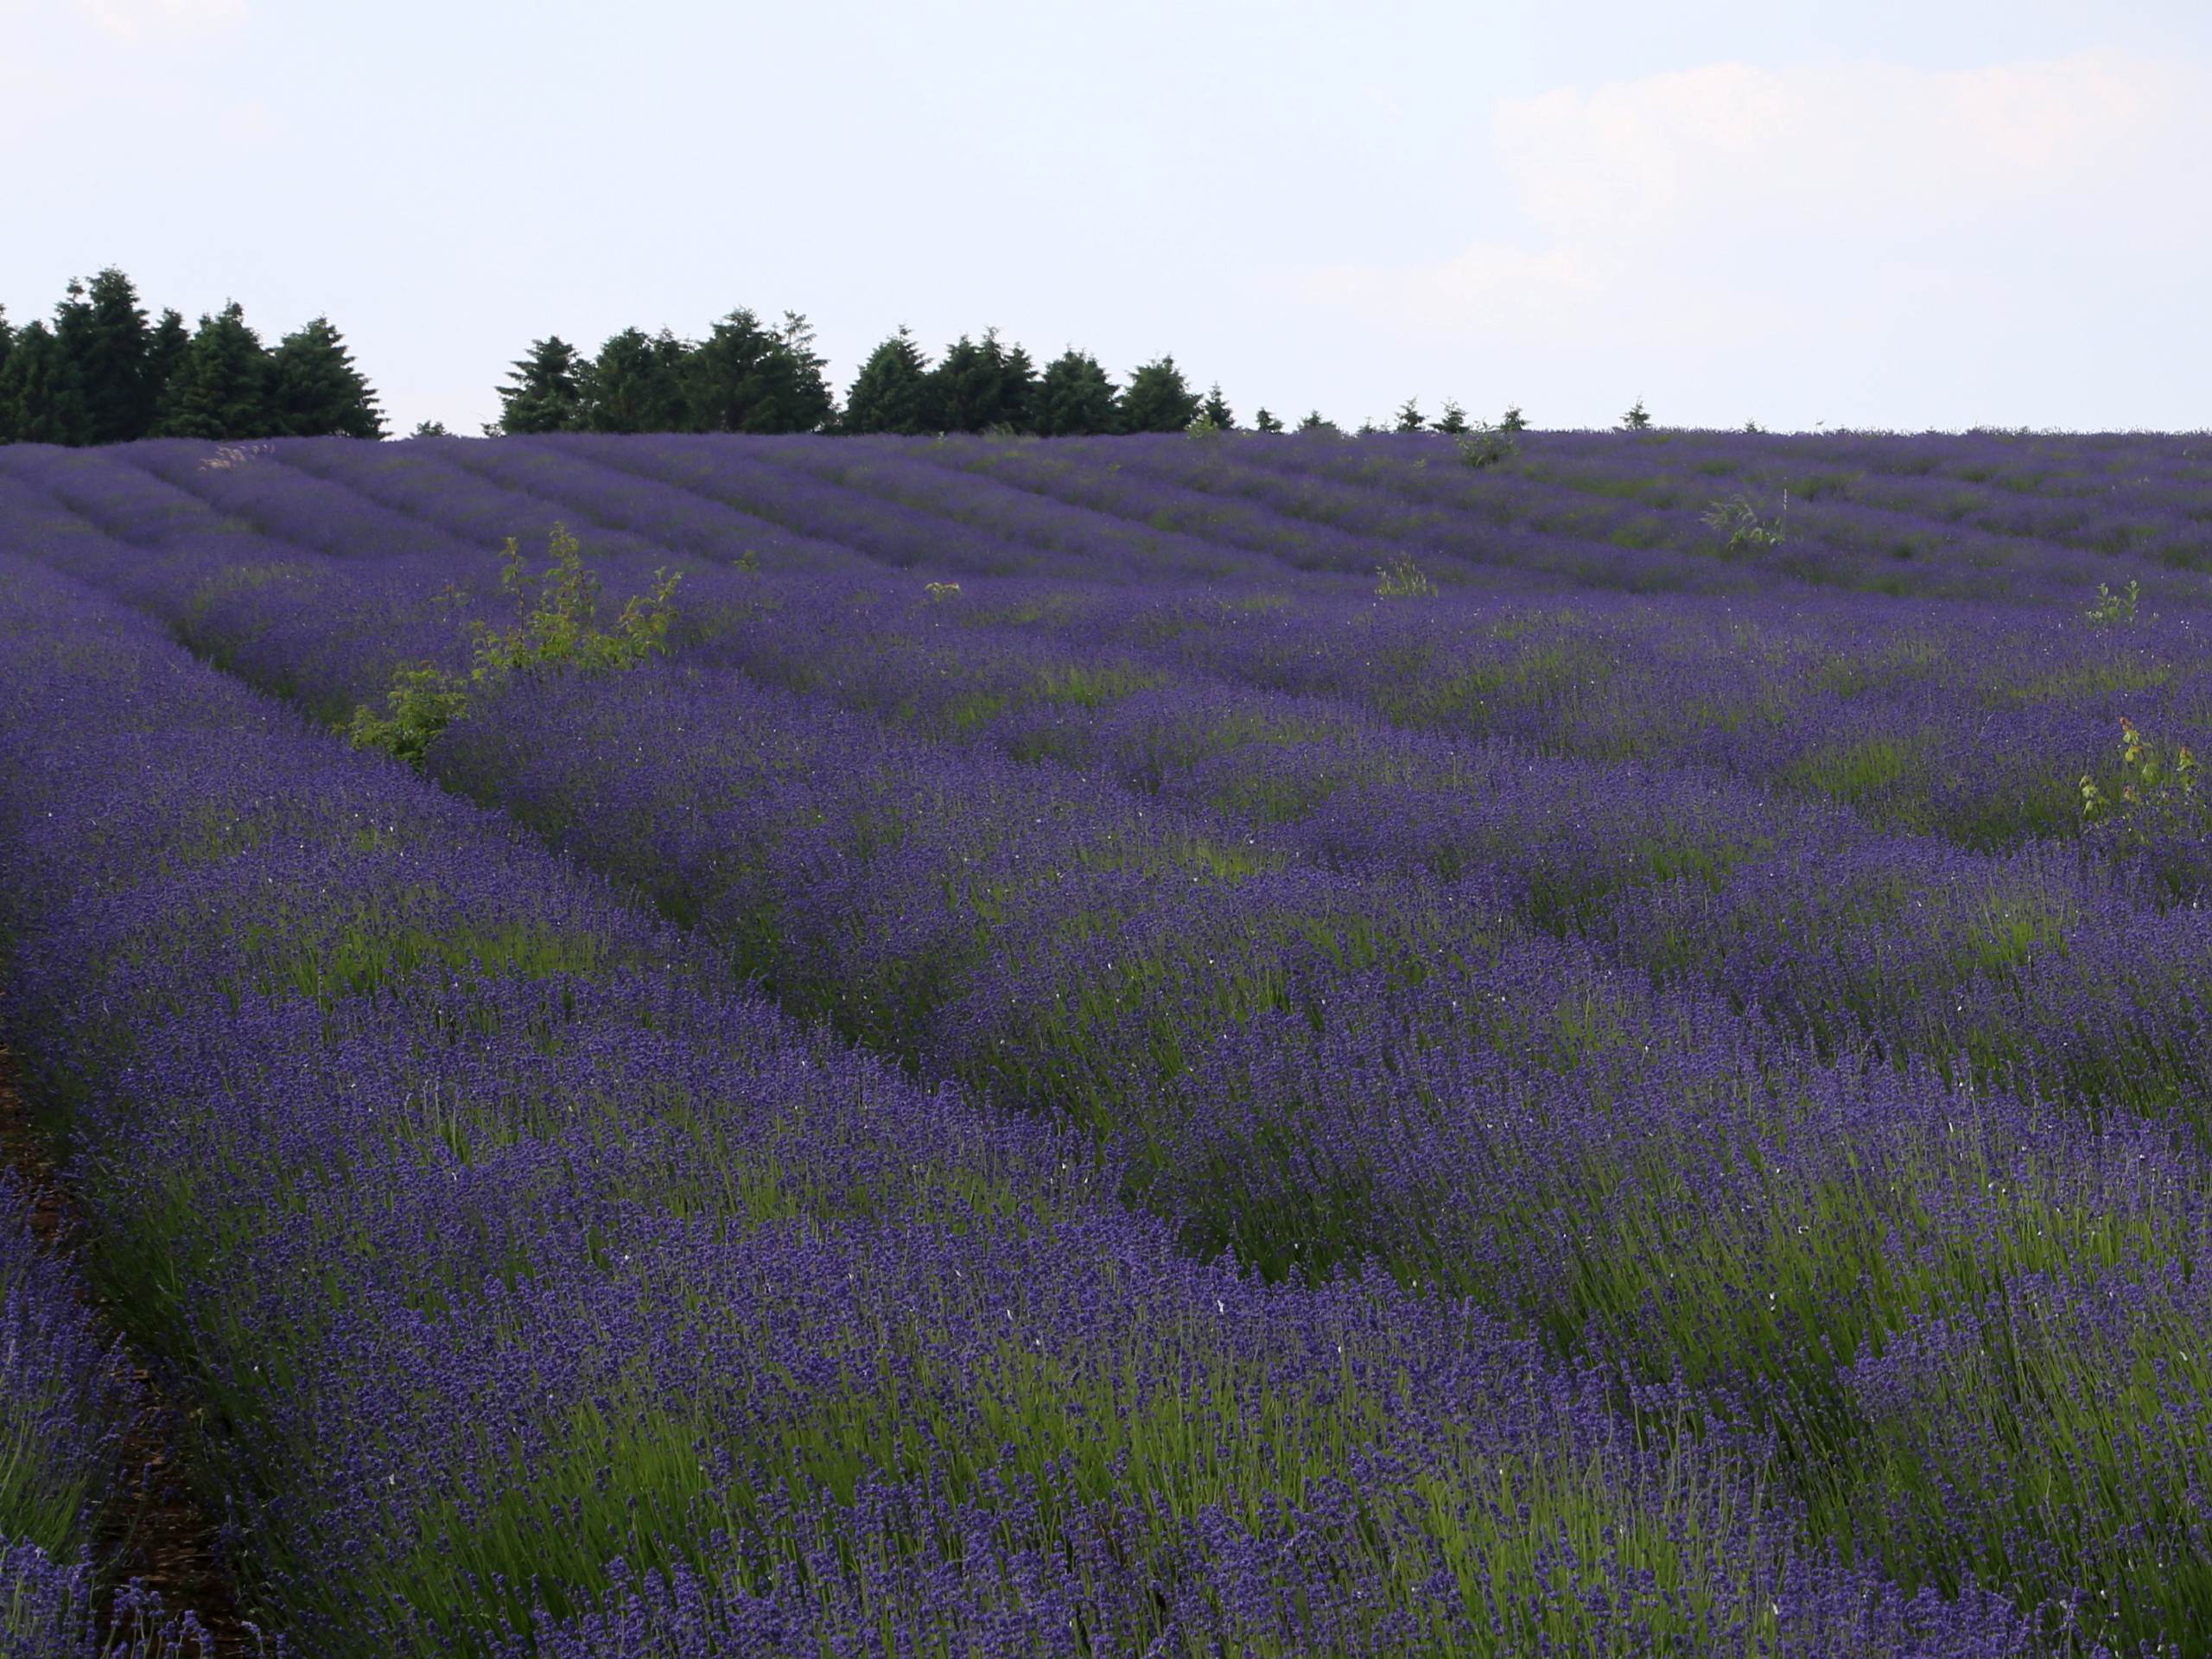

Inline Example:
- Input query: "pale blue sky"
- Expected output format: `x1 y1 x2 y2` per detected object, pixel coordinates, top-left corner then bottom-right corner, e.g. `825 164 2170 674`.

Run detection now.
7 0 2208 435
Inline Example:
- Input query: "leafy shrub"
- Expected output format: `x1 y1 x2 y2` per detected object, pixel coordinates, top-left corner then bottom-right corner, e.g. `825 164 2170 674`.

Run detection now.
350 524 679 768
2081 717 2198 834
2083 579 2140 627
1702 492 1788 554
1454 422 1518 469
1373 555 1436 598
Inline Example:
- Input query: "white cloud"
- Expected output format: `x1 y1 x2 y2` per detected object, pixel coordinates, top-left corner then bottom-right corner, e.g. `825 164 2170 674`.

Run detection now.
79 0 245 42
1304 51 2212 424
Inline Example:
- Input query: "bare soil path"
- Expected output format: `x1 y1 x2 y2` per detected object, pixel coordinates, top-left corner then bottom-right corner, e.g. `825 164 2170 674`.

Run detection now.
0 1025 254 1654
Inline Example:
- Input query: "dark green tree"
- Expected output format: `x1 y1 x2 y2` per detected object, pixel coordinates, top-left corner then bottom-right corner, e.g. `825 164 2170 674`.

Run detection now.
57 269 156 443
1116 354 1201 433
841 326 931 434
0 321 91 444
1027 348 1117 436
411 419 450 437
1394 397 1425 434
925 328 1033 432
499 336 586 434
270 315 385 437
1296 410 1336 434
1432 399 1470 435
1499 404 1527 435
153 302 273 440
1253 406 1283 434
686 308 833 434
0 306 12 431
145 308 189 421
1621 397 1651 431
581 327 690 433
1199 383 1234 430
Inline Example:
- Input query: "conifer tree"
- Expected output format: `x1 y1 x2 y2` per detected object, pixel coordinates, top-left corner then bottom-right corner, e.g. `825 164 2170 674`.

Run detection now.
0 321 90 444
1199 383 1234 430
1027 348 1116 436
685 308 833 434
1499 404 1527 435
841 326 931 434
0 307 12 435
270 315 385 437
145 308 189 423
1621 397 1651 431
156 303 276 439
925 328 1033 432
499 336 586 434
55 269 156 444
581 327 690 434
410 419 449 437
1394 397 1425 433
1431 399 1469 435
1253 407 1283 434
1116 354 1201 433
1296 410 1336 434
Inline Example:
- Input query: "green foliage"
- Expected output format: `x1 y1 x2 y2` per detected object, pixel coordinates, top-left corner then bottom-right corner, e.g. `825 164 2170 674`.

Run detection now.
1116 354 1202 433
1430 398 1469 435
1374 554 1437 598
2081 717 2200 836
61 268 156 444
1454 421 1517 469
0 321 87 445
1251 406 1283 434
840 326 932 435
685 308 836 435
924 582 962 602
1295 410 1338 435
1621 397 1652 431
1198 382 1234 431
2083 579 2141 627
1393 397 1424 433
1701 491 1787 553
1499 403 1527 435
579 327 690 435
497 337 585 435
270 316 385 438
156 302 279 440
410 420 449 438
349 525 681 768
925 328 1034 433
1027 348 1117 436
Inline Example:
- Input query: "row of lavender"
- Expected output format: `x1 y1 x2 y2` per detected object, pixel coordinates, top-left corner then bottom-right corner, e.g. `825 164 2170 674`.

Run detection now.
0 558 2036 1654
13 442 2212 1654
0 1166 217 1655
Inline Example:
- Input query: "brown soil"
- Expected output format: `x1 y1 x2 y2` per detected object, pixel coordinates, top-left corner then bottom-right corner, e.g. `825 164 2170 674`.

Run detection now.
0 1033 256 1655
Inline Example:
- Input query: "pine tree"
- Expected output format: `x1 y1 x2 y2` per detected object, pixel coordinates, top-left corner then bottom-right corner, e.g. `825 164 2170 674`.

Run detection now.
686 308 833 434
57 269 156 444
153 303 275 439
1394 397 1425 434
581 327 690 433
841 327 931 434
145 308 189 424
0 321 91 444
1253 407 1283 434
1116 355 1201 434
1199 383 1234 430
1431 399 1469 435
499 336 586 434
0 307 12 438
1027 349 1117 436
270 316 385 437
1296 410 1336 434
926 328 1033 432
410 419 449 437
1621 397 1651 431
1499 404 1527 435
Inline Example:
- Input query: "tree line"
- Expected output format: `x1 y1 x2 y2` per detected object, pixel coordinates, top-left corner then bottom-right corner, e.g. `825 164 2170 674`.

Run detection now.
0 268 385 445
492 310 1523 440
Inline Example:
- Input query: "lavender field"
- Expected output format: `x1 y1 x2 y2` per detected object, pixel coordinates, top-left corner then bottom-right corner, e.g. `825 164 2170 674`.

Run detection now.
4 425 2212 1656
